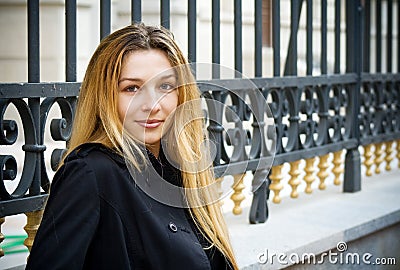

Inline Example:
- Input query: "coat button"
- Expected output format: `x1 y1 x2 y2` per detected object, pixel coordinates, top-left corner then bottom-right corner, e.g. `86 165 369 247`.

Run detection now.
168 222 178 232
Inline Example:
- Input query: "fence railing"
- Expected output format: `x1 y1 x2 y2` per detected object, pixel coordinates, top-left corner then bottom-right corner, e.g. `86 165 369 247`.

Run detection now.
0 0 399 260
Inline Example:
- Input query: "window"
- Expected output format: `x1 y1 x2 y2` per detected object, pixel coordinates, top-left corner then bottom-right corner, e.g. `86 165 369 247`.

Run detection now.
262 0 273 47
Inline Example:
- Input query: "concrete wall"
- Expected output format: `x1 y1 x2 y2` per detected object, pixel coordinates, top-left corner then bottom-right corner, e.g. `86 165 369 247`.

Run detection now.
0 0 99 82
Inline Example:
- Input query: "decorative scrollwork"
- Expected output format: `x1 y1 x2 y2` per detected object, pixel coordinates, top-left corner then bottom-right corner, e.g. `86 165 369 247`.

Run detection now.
0 155 18 200
0 99 37 200
0 155 17 180
360 82 374 138
203 90 225 166
343 84 355 140
201 79 276 175
51 148 68 171
268 88 283 154
283 87 300 152
39 96 76 192
269 81 350 155
198 76 276 218
328 85 346 143
0 89 76 202
315 85 329 146
0 120 18 145
299 86 316 149
223 91 250 163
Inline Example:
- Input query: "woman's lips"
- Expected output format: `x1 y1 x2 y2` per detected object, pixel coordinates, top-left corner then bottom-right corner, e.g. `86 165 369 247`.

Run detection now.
135 120 163 128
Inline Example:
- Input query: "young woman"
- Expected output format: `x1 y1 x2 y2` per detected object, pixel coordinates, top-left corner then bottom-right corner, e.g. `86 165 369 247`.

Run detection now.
26 23 238 270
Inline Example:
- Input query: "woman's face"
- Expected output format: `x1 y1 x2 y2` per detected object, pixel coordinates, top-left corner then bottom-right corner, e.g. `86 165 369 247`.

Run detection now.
118 49 179 156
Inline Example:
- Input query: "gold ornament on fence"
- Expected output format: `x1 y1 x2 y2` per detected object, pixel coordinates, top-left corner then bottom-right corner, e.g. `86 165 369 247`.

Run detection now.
397 140 400 169
317 154 330 190
230 174 246 215
303 157 316 194
24 210 44 253
269 164 284 203
332 150 344 185
0 217 5 257
374 142 384 174
363 144 374 177
288 160 301 198
385 141 394 171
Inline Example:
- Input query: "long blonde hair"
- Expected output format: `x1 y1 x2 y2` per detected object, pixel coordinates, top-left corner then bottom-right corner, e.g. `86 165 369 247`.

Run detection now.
66 23 238 269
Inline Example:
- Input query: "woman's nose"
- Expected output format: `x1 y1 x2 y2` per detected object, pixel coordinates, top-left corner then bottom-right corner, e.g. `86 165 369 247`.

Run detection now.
141 87 162 113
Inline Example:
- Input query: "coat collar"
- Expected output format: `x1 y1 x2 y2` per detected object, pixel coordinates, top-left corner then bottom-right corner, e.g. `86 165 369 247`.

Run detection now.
67 142 182 187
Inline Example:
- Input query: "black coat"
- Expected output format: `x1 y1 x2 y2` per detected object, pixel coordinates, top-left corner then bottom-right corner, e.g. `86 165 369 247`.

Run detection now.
26 143 231 270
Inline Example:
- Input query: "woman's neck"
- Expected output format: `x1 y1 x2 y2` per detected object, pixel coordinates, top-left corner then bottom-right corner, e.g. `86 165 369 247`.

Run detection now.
146 143 160 159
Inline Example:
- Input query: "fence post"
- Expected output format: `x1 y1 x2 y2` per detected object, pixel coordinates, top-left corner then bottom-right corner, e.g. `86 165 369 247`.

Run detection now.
27 0 41 196
100 0 111 40
344 0 363 192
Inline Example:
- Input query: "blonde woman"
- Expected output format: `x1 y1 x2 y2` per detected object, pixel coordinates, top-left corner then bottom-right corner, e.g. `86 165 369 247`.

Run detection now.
26 23 238 270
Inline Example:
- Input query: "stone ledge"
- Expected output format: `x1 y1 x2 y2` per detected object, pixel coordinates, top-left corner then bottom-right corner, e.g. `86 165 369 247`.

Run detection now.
226 169 400 269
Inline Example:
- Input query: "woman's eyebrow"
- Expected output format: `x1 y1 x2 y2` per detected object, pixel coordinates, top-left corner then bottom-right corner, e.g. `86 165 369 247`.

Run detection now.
118 73 176 84
157 73 177 80
118 77 143 84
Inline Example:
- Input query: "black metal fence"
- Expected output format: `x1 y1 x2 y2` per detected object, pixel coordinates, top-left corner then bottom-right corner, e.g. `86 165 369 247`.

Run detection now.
0 0 399 250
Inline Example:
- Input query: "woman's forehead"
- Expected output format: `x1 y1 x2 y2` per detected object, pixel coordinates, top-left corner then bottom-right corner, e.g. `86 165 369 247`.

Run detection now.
120 49 174 81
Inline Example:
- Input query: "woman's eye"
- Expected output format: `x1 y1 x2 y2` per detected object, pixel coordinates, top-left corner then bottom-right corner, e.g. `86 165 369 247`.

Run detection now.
160 83 175 91
125 85 140 93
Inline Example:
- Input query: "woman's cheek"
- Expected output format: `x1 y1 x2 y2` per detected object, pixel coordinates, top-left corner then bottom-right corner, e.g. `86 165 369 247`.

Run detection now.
117 96 129 122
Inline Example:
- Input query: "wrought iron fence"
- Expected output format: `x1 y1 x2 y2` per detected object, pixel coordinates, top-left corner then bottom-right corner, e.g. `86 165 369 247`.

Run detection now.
0 0 399 259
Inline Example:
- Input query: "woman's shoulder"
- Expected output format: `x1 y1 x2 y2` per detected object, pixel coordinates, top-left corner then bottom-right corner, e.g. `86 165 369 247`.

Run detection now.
58 143 148 212
63 143 125 169
55 143 128 189
54 143 134 198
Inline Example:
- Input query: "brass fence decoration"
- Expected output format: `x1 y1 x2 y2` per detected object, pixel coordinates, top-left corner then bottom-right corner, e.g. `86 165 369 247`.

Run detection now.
304 157 316 194
317 154 330 190
231 174 246 215
269 165 284 203
385 141 394 171
0 217 5 257
363 144 374 176
374 142 384 174
398 140 400 168
288 160 301 198
332 150 344 185
24 210 44 253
